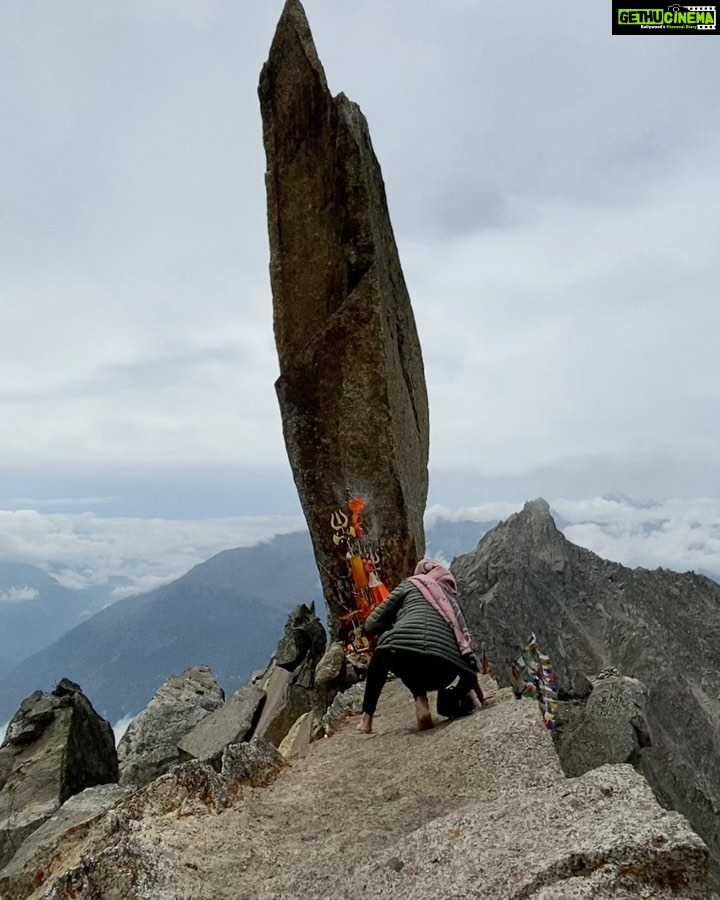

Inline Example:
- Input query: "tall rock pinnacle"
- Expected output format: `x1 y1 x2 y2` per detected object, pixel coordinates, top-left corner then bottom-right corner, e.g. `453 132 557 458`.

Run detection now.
259 0 429 632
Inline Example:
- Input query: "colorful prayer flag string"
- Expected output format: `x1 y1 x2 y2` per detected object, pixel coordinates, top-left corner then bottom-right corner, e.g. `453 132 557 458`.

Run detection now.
510 633 560 730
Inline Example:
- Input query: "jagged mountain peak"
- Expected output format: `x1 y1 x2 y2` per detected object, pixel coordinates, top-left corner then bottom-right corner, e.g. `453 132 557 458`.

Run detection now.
505 497 562 540
523 496 551 515
487 497 560 538
460 498 570 579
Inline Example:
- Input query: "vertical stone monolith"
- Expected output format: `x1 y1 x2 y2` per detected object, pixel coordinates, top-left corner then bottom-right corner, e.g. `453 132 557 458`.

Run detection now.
259 0 429 633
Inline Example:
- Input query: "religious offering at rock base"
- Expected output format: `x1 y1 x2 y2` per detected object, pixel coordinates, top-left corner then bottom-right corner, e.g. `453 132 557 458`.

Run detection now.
329 495 390 653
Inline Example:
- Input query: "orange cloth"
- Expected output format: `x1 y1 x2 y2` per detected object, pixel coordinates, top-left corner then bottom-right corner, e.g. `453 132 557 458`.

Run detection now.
349 555 368 589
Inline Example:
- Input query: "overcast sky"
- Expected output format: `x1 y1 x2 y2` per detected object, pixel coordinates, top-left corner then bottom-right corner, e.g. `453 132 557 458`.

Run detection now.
1 0 718 524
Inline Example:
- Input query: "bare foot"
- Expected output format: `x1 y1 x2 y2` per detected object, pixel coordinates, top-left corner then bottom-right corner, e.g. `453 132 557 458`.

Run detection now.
469 689 484 711
415 695 433 731
356 713 373 734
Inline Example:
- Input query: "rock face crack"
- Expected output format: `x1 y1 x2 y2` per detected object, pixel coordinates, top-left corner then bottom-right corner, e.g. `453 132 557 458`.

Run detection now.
259 0 429 628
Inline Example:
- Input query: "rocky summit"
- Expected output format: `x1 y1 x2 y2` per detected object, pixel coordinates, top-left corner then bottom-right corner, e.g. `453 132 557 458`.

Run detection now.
259 0 429 627
452 498 720 885
0 680 713 899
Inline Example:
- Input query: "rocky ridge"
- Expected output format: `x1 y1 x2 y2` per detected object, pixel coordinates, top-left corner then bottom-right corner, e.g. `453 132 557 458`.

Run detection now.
453 498 720 885
3 510 717 898
1 678 714 899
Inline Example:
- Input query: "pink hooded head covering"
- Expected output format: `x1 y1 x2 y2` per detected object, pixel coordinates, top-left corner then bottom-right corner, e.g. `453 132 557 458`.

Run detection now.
408 559 475 657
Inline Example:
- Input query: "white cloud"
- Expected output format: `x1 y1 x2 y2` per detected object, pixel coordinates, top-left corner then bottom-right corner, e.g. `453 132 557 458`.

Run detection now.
425 502 521 528
14 497 121 508
552 496 720 577
405 135 720 478
0 497 716 611
112 714 135 743
0 510 305 594
0 586 40 604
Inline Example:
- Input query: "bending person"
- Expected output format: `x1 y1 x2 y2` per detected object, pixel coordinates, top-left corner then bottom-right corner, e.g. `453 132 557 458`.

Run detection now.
358 558 482 733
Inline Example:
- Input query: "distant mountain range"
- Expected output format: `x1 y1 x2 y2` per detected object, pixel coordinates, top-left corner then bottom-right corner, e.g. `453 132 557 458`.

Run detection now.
0 532 322 724
426 518 496 561
7 510 711 730
0 519 492 726
0 562 113 670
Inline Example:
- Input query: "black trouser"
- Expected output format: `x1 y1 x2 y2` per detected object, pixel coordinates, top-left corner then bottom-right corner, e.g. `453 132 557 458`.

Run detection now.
362 647 480 716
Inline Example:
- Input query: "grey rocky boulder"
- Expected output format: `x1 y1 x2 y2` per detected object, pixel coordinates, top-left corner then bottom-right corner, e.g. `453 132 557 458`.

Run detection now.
555 674 652 777
23 761 234 900
0 679 117 869
118 759 231 819
313 641 347 713
275 603 326 671
0 784 131 899
177 684 266 770
221 738 287 789
322 682 365 736
117 665 224 787
6 749 286 899
277 711 316 759
253 663 311 749
253 604 327 748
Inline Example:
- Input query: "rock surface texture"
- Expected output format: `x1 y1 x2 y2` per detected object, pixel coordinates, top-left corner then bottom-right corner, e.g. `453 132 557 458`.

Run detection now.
117 665 224 787
0 680 117 869
274 603 326 673
259 0 429 628
276 710 314 759
0 784 131 886
220 738 287 789
555 674 652 777
452 498 720 886
312 640 347 713
177 684 266 770
253 604 327 748
0 681 711 899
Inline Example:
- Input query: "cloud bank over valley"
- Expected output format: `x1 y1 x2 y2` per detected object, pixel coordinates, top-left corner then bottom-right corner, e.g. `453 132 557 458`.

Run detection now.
0 509 304 598
0 497 717 610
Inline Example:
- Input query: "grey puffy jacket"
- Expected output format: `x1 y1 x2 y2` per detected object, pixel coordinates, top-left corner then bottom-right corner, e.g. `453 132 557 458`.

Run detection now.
364 580 475 674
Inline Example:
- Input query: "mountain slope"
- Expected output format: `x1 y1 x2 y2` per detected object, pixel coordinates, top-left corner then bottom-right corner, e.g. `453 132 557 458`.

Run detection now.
0 532 323 723
0 563 114 668
452 498 720 883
